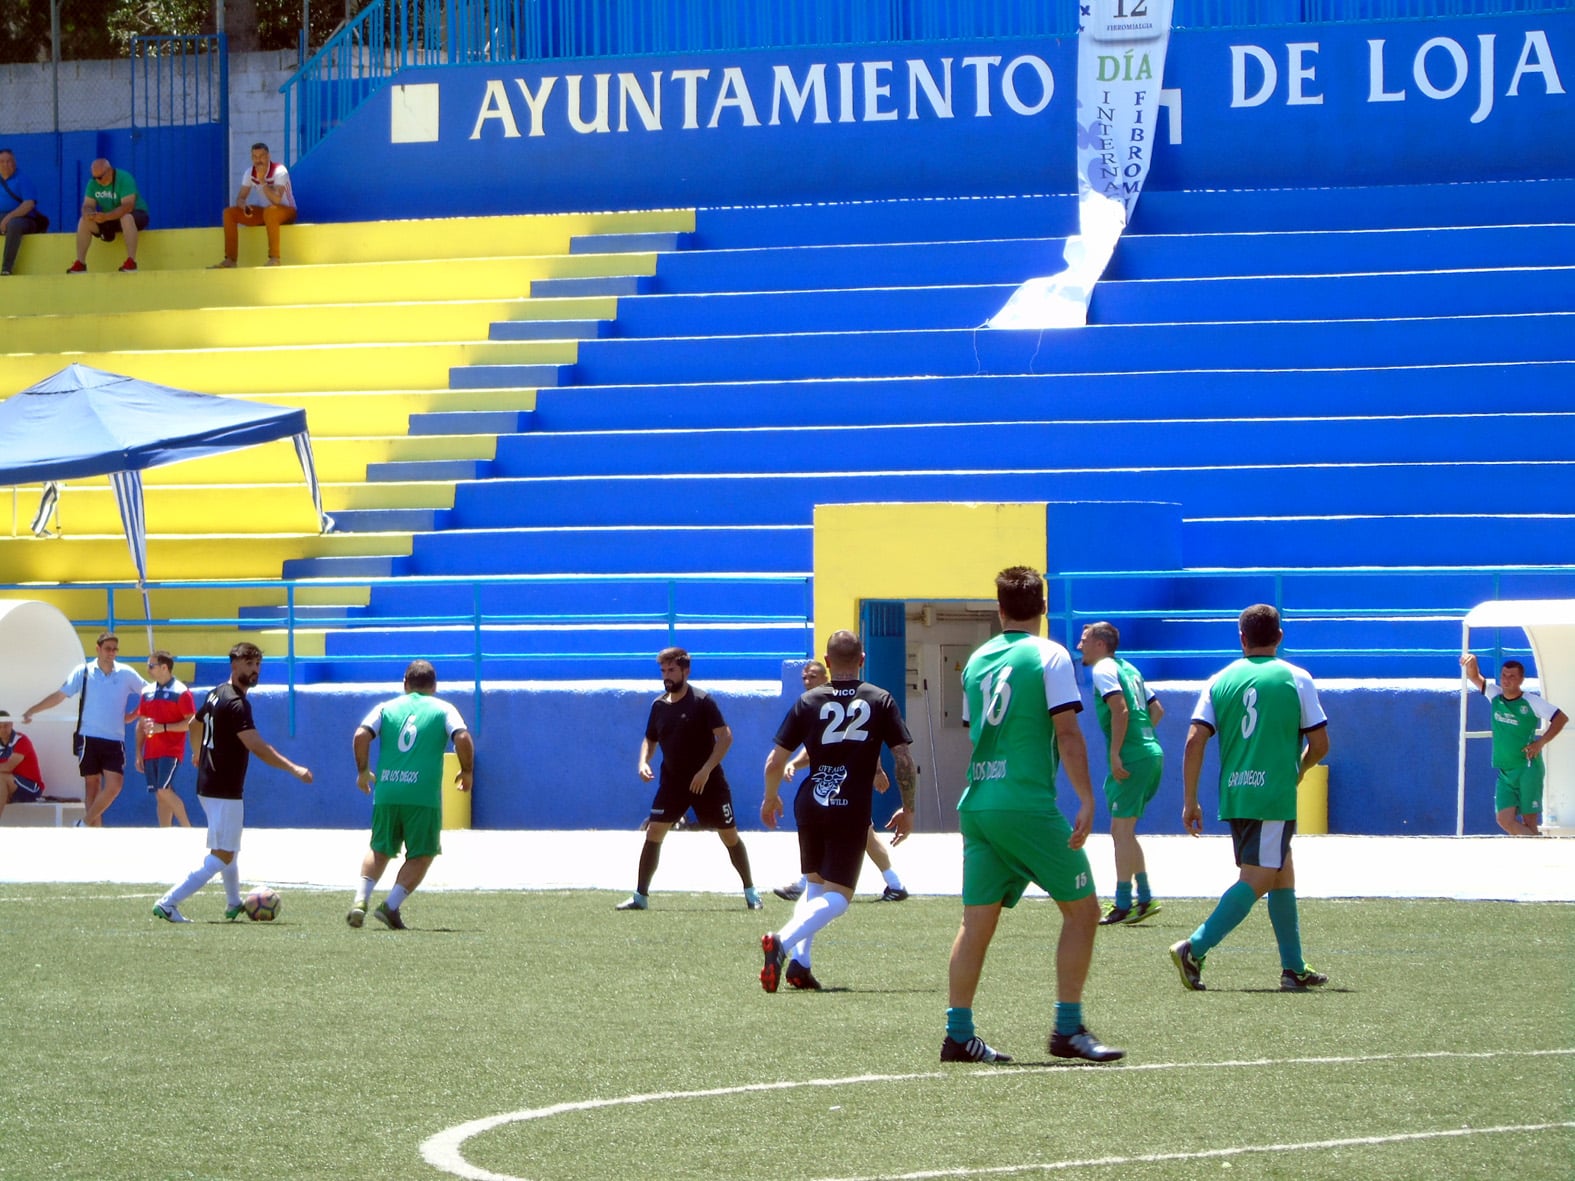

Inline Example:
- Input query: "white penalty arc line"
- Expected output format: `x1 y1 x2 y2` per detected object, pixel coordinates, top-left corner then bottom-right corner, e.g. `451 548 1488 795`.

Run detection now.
419 1048 1574 1181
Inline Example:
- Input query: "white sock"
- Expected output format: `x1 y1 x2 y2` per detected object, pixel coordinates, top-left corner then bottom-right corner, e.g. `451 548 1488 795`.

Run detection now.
220 862 241 908
795 875 808 892
387 884 410 911
354 876 375 908
165 854 225 907
775 885 848 952
883 868 904 890
788 935 813 967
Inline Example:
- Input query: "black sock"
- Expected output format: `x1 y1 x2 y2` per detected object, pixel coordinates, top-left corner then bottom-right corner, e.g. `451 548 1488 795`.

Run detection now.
727 838 754 889
636 840 661 895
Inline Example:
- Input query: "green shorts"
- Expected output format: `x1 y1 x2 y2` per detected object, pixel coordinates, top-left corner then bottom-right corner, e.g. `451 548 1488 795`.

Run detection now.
1494 761 1544 816
1104 753 1163 819
371 803 443 860
960 808 1095 907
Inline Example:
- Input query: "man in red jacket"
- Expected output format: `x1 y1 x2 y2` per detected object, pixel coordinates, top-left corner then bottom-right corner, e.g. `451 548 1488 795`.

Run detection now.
0 710 47 818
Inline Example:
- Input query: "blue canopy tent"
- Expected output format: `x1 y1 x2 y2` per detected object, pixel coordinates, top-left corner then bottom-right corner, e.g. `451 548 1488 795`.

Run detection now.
0 364 333 646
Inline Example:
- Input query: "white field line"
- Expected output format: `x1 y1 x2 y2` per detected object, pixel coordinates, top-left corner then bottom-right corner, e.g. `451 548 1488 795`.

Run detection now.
419 1048 1574 1181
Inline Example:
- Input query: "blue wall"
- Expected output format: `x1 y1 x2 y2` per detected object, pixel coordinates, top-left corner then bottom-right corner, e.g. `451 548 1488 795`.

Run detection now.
292 13 1574 219
97 675 1506 837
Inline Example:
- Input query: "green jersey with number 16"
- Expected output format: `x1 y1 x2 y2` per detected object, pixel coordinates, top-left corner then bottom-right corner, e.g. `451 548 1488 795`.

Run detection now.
960 631 1083 813
1193 656 1326 821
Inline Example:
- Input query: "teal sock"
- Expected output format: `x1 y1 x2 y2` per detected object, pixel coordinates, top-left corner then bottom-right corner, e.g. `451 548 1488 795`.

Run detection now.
1053 1001 1082 1037
1135 871 1152 905
1267 888 1305 972
1114 881 1132 910
1190 880 1259 957
946 1007 974 1043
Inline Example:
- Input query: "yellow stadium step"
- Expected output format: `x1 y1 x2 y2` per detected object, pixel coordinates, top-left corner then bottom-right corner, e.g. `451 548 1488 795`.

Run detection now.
9 480 458 535
0 209 692 277
0 531 412 582
0 252 655 319
127 434 496 484
0 338 577 395
10 584 372 624
218 388 534 438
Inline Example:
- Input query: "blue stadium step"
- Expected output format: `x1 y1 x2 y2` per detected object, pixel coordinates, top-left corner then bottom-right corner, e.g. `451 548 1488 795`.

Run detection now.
488 320 613 341
1183 515 1575 568
237 603 372 625
561 314 1573 385
366 459 491 481
529 275 653 297
320 622 805 658
607 285 1015 337
281 554 407 578
1107 224 1575 281
404 525 812 576
690 195 1077 249
445 462 1575 529
273 653 793 684
448 364 569 389
407 410 533 435
488 413 1575 479
1128 178 1575 235
360 577 811 623
328 507 450 532
570 231 690 253
529 362 1575 431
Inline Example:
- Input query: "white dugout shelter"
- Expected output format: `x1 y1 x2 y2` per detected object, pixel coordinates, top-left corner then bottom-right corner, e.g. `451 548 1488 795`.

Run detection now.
1459 600 1575 837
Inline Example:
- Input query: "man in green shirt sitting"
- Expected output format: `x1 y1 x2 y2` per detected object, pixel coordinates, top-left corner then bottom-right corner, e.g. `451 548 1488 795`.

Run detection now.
69 158 149 273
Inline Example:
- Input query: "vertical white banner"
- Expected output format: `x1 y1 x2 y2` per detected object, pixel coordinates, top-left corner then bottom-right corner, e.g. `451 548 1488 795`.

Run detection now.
988 0 1173 330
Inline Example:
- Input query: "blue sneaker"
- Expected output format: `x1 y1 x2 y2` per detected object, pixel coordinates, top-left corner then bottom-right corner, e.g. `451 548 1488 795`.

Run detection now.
744 887 763 910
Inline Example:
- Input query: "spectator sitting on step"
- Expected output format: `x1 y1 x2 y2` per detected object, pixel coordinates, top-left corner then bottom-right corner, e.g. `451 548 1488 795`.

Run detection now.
68 158 148 273
211 143 296 269
0 710 48 820
0 148 49 277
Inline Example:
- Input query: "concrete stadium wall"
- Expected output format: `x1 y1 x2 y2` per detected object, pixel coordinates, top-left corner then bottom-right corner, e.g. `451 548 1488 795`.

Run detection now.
85 677 1503 837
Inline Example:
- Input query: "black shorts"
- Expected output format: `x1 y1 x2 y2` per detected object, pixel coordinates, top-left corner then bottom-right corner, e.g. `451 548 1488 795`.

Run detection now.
79 736 126 778
794 792 867 891
648 776 736 829
1228 817 1296 871
92 208 150 240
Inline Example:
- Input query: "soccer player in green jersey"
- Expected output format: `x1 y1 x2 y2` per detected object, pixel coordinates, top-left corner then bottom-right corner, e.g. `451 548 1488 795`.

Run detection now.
1078 621 1165 925
1171 604 1329 992
347 660 473 930
1459 654 1566 836
943 566 1125 1065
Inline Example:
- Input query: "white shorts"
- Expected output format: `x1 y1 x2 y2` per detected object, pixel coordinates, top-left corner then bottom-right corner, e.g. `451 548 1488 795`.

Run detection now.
199 796 244 853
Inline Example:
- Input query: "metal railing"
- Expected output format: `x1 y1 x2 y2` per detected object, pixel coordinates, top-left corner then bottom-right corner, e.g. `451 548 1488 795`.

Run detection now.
279 0 1571 159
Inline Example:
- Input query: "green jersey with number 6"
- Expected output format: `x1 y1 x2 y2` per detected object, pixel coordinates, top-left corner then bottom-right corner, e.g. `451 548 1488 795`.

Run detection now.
358 692 468 809
1192 656 1326 821
959 631 1083 813
1090 655 1163 765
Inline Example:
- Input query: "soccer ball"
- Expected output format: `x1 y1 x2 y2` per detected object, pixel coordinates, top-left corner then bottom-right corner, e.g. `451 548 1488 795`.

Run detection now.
243 886 281 922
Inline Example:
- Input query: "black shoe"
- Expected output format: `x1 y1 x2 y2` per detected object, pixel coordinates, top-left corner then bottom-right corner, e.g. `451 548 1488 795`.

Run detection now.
1049 1025 1126 1063
785 959 822 990
773 881 804 902
1280 966 1329 991
1099 904 1131 925
760 933 784 993
878 885 909 902
940 1035 1012 1063
373 901 407 930
1169 939 1206 991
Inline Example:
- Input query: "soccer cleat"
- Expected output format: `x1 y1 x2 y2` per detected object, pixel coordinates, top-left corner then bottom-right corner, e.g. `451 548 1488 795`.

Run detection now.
615 893 648 911
1123 900 1162 925
878 885 909 902
773 881 804 902
1099 905 1131 925
1280 966 1330 991
760 933 785 993
346 905 366 928
940 1035 1012 1063
66 261 86 273
744 887 763 910
373 901 407 930
785 960 822 990
118 258 138 272
1169 939 1206 991
1049 1025 1126 1063
151 902 190 924
223 902 246 922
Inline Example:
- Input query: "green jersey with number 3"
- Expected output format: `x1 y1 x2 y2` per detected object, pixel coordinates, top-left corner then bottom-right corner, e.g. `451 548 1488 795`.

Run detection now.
960 631 1083 813
1194 656 1326 821
359 692 467 808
